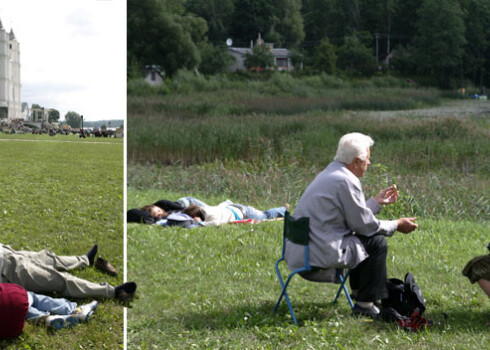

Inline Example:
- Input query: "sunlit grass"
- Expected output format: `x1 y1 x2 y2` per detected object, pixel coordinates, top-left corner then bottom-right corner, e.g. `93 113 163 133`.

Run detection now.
0 136 124 349
127 190 488 349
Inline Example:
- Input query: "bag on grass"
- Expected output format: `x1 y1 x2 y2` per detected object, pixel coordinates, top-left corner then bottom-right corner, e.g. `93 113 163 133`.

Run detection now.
382 272 426 317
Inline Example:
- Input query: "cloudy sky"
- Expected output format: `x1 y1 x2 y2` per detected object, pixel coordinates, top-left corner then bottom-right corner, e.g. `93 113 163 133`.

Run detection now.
1 0 126 121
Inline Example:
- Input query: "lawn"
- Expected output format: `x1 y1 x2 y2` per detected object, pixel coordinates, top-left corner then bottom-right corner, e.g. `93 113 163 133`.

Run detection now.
127 191 488 349
0 135 124 349
127 79 488 349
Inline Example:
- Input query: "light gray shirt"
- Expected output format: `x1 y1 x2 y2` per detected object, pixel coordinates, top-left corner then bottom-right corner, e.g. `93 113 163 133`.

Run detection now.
285 161 397 271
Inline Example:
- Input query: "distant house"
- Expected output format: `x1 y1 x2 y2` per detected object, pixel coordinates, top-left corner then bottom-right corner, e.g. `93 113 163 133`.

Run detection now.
228 34 294 72
144 65 164 86
30 107 49 123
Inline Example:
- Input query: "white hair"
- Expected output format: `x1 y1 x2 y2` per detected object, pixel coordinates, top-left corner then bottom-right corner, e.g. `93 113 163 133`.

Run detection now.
334 132 374 163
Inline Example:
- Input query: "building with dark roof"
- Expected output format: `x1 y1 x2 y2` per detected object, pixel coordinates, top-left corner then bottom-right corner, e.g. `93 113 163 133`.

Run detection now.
228 34 294 72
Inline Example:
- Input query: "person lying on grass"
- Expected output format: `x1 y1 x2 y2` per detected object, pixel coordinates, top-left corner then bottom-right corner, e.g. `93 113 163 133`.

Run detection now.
27 290 98 330
0 243 136 303
140 204 168 219
181 197 286 226
0 283 98 339
286 132 418 319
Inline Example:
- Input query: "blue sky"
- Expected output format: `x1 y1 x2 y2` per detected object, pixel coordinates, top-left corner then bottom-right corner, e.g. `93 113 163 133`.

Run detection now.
1 0 126 121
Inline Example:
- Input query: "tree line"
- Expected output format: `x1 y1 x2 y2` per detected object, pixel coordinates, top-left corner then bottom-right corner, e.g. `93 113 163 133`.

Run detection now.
128 0 490 89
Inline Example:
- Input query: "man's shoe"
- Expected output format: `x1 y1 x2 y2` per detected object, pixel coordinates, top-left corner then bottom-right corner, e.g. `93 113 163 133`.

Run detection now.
352 304 380 319
115 282 137 302
115 289 135 303
45 315 80 329
72 300 98 322
95 257 117 276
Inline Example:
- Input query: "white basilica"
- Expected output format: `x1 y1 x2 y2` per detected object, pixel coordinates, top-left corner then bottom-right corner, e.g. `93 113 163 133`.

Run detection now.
0 18 21 120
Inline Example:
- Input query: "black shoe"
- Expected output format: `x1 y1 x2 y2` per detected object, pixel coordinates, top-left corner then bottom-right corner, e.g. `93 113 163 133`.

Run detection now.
352 304 380 319
115 282 137 302
87 244 98 266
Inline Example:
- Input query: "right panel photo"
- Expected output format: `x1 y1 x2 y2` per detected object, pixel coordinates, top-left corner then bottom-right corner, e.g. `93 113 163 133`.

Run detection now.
126 0 489 349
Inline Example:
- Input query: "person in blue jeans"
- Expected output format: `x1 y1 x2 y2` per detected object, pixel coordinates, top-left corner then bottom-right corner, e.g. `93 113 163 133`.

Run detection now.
26 291 98 330
179 197 286 226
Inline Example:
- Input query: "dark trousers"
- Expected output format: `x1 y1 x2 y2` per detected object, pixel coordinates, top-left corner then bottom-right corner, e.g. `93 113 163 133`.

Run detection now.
349 235 389 302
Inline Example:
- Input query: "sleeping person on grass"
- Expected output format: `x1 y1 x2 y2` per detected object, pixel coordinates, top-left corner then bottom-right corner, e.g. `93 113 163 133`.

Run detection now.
180 197 286 226
132 197 285 227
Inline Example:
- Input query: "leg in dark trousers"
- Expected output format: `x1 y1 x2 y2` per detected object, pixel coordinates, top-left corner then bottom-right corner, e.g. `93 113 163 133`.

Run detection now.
349 235 389 302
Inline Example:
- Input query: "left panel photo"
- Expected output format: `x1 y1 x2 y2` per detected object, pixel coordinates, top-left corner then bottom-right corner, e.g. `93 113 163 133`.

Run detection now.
0 1 127 348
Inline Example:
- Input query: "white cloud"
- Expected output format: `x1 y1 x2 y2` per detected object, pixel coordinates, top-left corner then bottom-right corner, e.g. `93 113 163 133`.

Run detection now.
1 0 126 121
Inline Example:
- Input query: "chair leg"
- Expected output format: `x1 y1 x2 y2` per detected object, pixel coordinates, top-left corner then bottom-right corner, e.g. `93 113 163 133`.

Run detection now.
275 261 304 325
274 261 287 311
274 273 299 324
333 269 355 309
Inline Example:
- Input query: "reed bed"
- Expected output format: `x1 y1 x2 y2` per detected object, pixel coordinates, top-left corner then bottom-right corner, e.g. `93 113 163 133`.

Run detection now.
128 79 489 222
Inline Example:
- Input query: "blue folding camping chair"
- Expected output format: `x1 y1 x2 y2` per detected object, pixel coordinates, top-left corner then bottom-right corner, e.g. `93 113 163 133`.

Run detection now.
274 209 354 324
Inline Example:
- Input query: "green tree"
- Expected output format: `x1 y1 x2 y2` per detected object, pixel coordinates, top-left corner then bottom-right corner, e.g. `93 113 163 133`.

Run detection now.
314 37 337 74
64 111 81 128
302 0 360 48
231 0 274 45
339 0 361 37
267 0 305 46
461 0 490 88
391 0 422 47
198 42 234 75
48 109 60 123
127 0 202 77
302 0 335 43
336 35 375 76
390 44 417 74
359 0 397 59
413 0 466 88
244 45 275 70
185 0 234 42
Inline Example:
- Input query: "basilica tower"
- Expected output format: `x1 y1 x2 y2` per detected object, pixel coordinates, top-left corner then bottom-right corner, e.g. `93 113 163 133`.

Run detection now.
0 18 21 120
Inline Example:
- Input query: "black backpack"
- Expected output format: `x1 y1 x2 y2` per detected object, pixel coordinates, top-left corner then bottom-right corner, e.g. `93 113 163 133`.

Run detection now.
382 272 426 317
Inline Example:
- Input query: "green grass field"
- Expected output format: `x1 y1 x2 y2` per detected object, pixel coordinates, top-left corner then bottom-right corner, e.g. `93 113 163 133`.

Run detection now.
0 135 124 349
127 207 488 349
127 80 488 349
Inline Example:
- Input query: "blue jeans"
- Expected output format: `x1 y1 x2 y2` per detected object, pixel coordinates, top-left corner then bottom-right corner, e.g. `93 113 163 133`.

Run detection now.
176 197 209 208
26 292 77 320
234 204 286 220
178 197 285 220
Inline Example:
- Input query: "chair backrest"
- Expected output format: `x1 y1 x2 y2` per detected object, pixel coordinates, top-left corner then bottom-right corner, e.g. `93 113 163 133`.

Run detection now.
283 211 310 246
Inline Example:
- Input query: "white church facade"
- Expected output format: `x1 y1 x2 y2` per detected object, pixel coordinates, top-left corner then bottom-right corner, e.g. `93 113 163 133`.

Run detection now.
0 18 21 120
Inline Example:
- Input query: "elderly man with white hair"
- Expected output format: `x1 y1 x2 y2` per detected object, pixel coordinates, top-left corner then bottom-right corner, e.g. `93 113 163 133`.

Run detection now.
285 132 418 318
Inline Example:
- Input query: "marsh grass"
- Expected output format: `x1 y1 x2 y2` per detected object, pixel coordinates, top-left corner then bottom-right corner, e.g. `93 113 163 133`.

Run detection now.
127 94 485 178
127 190 488 349
0 136 124 349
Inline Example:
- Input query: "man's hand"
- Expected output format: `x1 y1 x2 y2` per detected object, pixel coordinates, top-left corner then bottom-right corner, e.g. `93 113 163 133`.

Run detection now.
397 217 418 233
375 185 399 205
